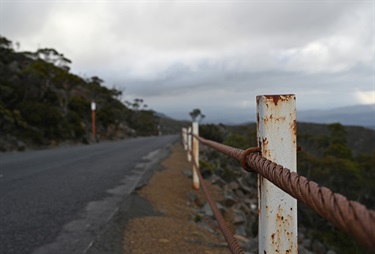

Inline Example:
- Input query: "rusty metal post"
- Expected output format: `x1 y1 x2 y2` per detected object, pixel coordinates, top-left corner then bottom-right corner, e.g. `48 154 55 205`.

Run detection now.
256 94 298 253
187 127 192 162
192 122 200 190
182 128 188 150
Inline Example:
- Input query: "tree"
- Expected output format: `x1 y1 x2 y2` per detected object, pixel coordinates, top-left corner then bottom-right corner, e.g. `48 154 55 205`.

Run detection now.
189 108 205 122
0 36 12 49
324 123 352 159
36 48 71 71
110 86 124 100
89 76 104 85
133 98 143 111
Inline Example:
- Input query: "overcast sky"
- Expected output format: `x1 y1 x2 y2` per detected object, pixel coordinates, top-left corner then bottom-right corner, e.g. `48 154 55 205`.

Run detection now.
1 0 374 123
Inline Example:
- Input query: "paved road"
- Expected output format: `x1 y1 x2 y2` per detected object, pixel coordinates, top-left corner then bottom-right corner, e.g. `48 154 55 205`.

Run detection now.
0 135 177 254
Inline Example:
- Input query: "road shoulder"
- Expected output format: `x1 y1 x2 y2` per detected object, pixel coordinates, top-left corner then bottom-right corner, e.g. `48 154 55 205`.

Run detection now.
123 143 230 254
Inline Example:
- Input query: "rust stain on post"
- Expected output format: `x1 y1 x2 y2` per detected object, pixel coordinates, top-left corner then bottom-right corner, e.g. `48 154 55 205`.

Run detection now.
263 94 295 106
257 94 298 254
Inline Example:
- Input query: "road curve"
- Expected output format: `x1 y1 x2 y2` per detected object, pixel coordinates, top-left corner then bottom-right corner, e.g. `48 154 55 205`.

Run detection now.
0 135 177 254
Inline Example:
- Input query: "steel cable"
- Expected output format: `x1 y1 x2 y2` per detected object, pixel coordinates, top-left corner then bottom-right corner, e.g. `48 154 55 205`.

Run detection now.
190 150 245 254
192 134 375 251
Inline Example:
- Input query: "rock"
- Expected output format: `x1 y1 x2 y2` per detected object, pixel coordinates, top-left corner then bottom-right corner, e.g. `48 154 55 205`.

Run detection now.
235 225 248 237
302 239 312 249
250 203 257 210
216 202 226 213
298 232 305 243
202 203 213 217
201 202 225 218
228 181 240 190
243 199 257 211
233 209 246 224
242 236 258 253
234 202 251 214
210 174 227 188
158 239 169 244
234 234 250 243
187 191 197 202
224 189 237 207
312 240 326 254
238 177 255 194
182 169 193 178
234 189 246 198
326 250 337 254
298 246 314 254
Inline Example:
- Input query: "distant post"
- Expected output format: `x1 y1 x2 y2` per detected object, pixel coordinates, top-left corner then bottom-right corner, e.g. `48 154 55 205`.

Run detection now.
187 127 192 162
257 94 298 253
91 100 96 140
182 128 188 150
192 122 200 190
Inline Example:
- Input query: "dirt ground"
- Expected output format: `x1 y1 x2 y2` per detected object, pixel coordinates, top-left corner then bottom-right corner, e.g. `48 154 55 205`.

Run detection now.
123 143 232 254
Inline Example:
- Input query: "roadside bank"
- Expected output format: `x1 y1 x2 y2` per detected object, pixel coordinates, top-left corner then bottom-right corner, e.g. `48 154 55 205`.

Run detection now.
123 143 230 254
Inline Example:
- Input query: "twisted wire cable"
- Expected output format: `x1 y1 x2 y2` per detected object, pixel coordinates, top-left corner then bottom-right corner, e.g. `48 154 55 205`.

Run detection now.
190 150 245 254
193 134 375 251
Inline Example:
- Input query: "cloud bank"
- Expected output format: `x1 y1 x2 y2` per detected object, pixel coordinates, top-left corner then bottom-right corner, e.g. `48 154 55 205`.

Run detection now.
1 1 373 122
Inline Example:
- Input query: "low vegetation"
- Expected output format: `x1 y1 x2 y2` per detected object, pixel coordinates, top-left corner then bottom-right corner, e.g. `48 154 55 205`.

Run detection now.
0 36 166 151
199 122 375 253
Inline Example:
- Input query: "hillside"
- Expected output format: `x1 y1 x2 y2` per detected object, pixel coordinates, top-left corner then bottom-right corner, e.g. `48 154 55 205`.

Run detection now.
298 104 375 129
0 36 172 152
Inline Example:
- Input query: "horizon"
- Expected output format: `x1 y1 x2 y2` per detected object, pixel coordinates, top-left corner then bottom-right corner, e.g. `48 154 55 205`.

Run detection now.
158 102 375 123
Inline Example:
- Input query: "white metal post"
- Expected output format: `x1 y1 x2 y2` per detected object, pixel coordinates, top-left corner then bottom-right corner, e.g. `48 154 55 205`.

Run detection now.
187 127 192 162
257 94 298 253
182 128 188 150
192 122 200 190
91 100 96 140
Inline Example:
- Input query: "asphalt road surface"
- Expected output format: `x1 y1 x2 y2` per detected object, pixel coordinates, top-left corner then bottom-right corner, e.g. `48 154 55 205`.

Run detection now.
0 135 177 254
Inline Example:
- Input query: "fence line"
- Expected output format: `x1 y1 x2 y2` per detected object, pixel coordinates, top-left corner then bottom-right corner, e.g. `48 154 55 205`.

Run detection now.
182 94 375 253
190 149 245 254
193 134 375 251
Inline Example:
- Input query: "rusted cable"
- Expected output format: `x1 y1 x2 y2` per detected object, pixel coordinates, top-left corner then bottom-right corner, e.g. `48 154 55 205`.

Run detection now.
190 150 245 254
240 147 260 173
193 134 375 251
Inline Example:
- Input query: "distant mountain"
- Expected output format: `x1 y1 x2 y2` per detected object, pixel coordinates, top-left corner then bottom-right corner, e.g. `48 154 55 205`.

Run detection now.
298 104 375 129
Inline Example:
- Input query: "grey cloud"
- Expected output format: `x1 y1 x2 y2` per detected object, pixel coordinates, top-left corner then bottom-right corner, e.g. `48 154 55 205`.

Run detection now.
1 1 373 123
1 2 54 44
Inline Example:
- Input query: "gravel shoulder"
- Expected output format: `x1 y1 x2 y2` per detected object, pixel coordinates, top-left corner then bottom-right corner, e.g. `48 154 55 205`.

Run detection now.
123 143 231 254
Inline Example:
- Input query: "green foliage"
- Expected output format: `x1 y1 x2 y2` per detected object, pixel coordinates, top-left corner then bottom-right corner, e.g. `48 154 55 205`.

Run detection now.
0 36 13 49
97 105 118 127
200 124 223 142
0 103 27 130
194 214 202 223
313 228 368 254
68 96 90 117
296 122 375 253
0 35 162 149
19 101 63 139
200 121 375 253
127 110 159 136
224 133 250 150
324 123 352 159
65 111 85 139
199 159 216 174
43 89 60 106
